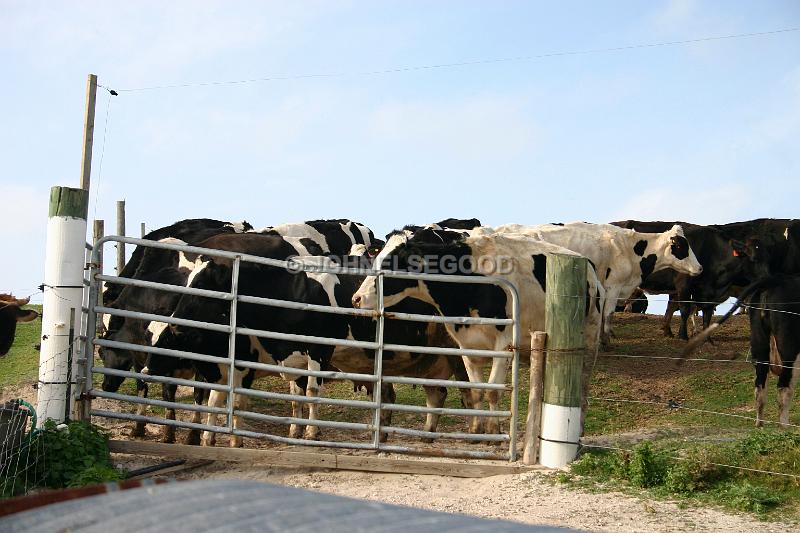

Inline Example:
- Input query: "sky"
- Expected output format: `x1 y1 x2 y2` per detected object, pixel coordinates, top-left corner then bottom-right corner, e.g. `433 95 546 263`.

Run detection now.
1 0 799 314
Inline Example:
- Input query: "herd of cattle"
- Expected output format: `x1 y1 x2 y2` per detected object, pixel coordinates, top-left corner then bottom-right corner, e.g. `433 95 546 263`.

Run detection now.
4 216 798 447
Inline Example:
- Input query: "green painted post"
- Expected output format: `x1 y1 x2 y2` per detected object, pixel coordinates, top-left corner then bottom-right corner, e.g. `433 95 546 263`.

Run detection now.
540 253 587 467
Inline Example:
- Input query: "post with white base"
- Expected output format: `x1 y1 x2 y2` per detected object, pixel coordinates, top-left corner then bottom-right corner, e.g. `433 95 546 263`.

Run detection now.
539 254 587 468
37 186 89 426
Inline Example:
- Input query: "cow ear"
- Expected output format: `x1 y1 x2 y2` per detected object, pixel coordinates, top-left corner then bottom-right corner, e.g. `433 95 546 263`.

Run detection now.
730 239 745 257
15 308 38 323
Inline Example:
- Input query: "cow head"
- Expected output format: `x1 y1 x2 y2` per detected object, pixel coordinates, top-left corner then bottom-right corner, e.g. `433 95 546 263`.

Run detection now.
0 295 38 357
352 228 469 310
654 225 703 277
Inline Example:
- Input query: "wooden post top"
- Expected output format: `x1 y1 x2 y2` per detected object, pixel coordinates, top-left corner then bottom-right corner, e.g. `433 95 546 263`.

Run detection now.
49 186 89 219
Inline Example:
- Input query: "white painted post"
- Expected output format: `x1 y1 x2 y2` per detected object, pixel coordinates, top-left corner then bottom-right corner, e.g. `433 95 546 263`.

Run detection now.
38 186 89 425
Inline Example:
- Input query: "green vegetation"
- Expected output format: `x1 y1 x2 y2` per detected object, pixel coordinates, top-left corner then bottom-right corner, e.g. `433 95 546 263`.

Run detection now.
0 305 42 389
561 432 800 518
1 420 124 497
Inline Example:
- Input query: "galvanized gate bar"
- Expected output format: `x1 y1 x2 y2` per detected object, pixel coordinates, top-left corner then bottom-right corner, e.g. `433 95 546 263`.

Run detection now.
380 426 510 442
234 388 376 410
235 410 372 432
92 390 227 415
382 342 512 359
95 338 232 367
95 306 231 333
383 310 513 326
232 360 377 382
371 273 386 448
382 376 509 390
226 257 241 432
92 367 230 392
96 274 234 301
382 403 510 418
236 326 378 350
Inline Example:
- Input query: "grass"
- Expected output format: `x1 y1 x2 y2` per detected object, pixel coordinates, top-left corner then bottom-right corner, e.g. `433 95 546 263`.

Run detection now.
560 431 800 520
0 305 42 390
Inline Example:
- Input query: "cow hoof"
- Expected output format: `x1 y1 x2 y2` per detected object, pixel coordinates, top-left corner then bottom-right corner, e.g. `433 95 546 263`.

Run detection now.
379 433 389 443
303 428 320 440
184 430 201 446
288 425 303 439
129 425 146 438
230 438 244 448
663 330 674 338
161 433 176 444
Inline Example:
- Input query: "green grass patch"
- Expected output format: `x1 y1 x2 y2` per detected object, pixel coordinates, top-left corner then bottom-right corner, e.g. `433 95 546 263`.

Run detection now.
564 431 800 519
0 305 42 390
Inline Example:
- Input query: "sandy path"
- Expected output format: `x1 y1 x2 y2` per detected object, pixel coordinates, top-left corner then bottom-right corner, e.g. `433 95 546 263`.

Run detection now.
126 459 792 533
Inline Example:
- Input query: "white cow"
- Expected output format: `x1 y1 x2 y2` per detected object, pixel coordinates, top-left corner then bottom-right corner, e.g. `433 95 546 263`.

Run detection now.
488 222 703 346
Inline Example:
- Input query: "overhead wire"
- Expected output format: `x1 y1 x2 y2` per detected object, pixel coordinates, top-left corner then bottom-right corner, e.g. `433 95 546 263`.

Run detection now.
111 27 800 93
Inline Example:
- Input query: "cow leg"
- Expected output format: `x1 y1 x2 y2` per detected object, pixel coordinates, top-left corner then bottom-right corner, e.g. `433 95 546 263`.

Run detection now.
202 390 226 446
229 372 247 448
662 297 678 337
378 383 395 443
130 379 148 438
288 380 304 439
774 333 799 427
185 387 206 445
484 358 508 436
600 288 622 349
303 360 323 440
421 386 447 443
677 301 692 341
463 358 485 434
161 383 177 443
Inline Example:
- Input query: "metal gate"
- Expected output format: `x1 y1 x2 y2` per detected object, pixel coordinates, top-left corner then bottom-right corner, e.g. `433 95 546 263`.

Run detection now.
81 236 521 461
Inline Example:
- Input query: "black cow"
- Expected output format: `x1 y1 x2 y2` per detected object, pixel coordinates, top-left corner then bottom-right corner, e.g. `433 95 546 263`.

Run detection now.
733 219 800 278
611 220 755 340
684 275 800 427
1 294 38 356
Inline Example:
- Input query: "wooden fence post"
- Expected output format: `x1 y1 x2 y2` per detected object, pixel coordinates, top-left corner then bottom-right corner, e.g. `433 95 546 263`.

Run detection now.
539 254 587 468
93 220 105 335
116 200 125 274
523 331 547 464
79 74 98 191
38 187 89 425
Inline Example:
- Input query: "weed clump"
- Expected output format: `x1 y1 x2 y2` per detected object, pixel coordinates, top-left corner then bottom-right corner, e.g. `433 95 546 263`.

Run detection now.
565 432 799 517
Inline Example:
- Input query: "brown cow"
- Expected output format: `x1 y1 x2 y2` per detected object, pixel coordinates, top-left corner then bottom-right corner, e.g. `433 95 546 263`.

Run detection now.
1 294 38 356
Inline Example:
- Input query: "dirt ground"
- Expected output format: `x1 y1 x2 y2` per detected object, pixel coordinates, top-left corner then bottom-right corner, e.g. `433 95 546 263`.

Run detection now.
111 453 793 532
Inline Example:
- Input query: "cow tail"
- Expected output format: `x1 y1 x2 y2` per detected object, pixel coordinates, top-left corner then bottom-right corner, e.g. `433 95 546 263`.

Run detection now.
769 335 782 377
681 276 779 359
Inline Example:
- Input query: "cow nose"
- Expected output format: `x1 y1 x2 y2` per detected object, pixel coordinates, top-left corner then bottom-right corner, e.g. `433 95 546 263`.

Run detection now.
352 295 362 308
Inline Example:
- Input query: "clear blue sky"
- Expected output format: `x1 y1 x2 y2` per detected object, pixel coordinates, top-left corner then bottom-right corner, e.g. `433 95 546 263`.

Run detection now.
1 1 798 313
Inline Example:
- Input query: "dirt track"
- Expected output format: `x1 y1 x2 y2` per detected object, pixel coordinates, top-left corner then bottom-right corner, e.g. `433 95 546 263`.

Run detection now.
110 454 793 532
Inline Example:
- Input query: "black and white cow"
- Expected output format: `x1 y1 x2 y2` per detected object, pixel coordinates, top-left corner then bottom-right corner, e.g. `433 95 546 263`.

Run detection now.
489 222 702 347
251 219 381 256
1 294 38 357
611 220 754 340
146 233 472 446
99 219 252 443
684 274 800 427
351 227 607 435
100 219 380 442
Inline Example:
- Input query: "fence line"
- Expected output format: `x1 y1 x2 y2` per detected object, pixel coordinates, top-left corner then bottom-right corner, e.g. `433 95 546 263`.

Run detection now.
587 396 800 430
579 443 800 479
